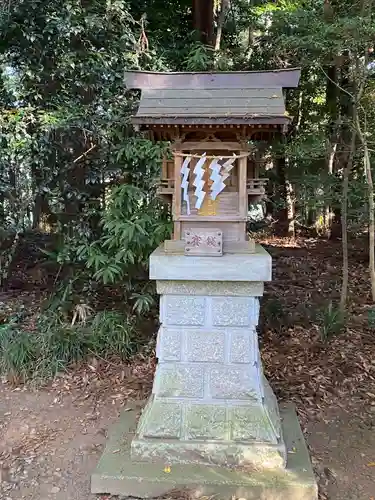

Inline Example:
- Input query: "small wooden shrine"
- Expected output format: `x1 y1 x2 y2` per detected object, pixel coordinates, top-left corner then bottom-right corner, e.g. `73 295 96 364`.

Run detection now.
125 70 300 256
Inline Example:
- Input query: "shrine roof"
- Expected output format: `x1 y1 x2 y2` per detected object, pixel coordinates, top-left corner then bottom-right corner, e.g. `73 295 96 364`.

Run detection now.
124 69 300 125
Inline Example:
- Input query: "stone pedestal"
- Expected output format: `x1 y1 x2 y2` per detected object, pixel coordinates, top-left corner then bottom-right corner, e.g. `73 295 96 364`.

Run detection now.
131 245 286 469
92 402 318 499
92 244 318 499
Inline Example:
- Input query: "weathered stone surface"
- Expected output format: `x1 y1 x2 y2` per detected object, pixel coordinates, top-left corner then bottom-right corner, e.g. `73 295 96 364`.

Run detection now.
92 403 318 499
156 328 182 361
138 399 182 439
212 297 259 327
132 436 285 469
161 296 206 326
186 330 225 363
150 244 272 282
263 376 283 440
156 280 264 297
230 329 256 364
209 366 260 400
209 367 260 400
154 364 204 398
230 406 278 443
185 404 228 440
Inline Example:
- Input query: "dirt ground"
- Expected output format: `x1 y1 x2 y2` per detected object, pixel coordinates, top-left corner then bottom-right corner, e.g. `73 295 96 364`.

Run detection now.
0 358 154 500
1 367 375 500
1 237 375 499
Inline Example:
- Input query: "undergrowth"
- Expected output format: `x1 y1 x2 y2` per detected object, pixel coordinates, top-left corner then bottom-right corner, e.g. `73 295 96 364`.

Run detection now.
0 308 144 384
262 296 346 342
316 302 346 342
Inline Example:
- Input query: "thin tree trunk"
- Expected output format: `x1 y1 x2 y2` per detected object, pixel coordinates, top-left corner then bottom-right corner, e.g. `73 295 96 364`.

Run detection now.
365 146 375 301
325 64 339 239
353 0 374 299
274 154 288 236
286 180 295 238
357 114 375 301
340 130 356 313
324 139 337 238
214 0 229 51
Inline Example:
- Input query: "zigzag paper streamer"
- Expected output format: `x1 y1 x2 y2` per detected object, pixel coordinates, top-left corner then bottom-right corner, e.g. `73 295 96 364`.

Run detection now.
209 158 224 200
193 153 207 209
180 155 191 215
209 155 236 199
220 156 236 184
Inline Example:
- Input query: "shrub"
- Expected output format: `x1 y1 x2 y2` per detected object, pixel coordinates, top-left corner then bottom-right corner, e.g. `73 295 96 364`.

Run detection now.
0 324 39 383
316 302 346 342
0 309 143 383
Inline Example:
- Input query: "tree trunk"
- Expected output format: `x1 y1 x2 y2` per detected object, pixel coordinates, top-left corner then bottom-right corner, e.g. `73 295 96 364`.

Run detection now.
340 130 356 313
356 109 375 301
214 0 229 51
286 179 295 238
193 0 214 44
365 146 375 302
324 65 339 238
273 154 289 236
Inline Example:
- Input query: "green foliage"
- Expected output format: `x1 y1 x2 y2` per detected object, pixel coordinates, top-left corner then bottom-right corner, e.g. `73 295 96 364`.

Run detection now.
89 184 170 281
51 182 171 288
262 297 288 330
184 42 214 71
0 324 38 382
0 308 142 382
316 302 346 342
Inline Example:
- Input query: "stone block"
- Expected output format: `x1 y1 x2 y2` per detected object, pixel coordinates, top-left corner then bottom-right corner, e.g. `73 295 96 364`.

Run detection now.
230 329 257 364
154 364 204 398
156 280 264 297
185 404 228 440
209 367 260 400
157 328 182 361
138 399 182 439
161 296 206 326
150 245 272 282
230 405 278 443
212 297 259 327
186 330 225 363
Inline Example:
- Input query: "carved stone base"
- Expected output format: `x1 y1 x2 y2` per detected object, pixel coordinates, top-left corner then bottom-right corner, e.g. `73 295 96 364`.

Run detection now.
131 376 286 468
130 248 286 470
92 402 318 499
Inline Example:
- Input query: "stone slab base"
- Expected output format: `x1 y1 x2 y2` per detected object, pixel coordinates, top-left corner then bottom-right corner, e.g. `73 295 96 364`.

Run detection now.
91 402 318 500
131 432 285 469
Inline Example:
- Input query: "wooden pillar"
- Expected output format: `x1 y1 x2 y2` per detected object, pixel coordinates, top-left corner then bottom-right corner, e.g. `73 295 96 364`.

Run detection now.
162 157 167 179
173 153 182 240
238 153 248 218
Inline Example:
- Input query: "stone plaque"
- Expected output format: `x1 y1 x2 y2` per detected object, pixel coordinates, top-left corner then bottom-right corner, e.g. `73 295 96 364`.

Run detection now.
184 229 223 256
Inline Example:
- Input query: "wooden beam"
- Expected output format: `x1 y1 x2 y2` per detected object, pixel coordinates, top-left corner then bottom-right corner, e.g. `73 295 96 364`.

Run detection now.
176 141 242 151
177 215 247 222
